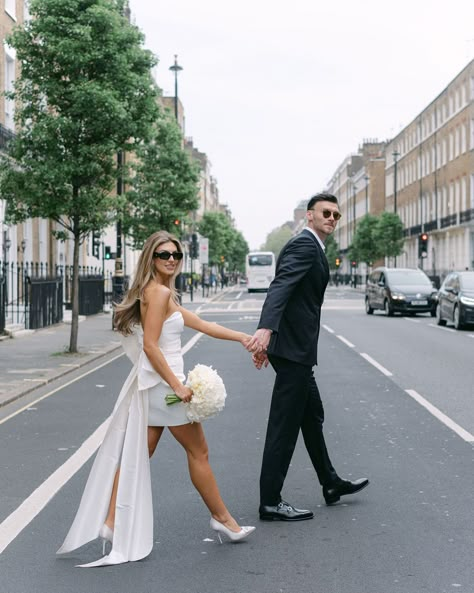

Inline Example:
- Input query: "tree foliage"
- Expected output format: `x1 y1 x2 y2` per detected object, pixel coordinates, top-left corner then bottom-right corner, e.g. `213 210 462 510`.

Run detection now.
261 224 293 257
324 234 340 270
375 212 404 259
0 0 159 351
349 214 383 264
197 211 248 272
123 114 200 249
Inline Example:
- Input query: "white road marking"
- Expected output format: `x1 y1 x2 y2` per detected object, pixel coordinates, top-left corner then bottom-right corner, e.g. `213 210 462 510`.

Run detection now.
359 353 393 376
0 420 109 555
234 291 243 300
0 353 125 426
336 335 355 348
404 317 420 323
322 325 335 334
0 333 204 554
405 389 474 443
428 323 455 333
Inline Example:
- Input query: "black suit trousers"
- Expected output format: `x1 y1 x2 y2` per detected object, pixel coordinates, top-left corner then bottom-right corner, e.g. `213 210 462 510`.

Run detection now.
260 354 338 505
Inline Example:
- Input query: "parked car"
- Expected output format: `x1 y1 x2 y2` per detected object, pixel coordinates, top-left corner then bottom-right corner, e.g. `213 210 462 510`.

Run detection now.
365 267 438 317
436 271 474 330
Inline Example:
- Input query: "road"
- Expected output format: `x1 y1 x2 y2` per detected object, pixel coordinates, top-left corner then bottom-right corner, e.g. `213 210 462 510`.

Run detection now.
0 286 473 593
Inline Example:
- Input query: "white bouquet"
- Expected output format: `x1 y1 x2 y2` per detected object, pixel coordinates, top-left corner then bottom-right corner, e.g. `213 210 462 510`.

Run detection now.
165 364 227 423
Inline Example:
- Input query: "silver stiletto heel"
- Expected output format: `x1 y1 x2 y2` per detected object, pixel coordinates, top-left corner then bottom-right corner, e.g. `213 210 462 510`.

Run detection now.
210 517 255 543
99 523 113 555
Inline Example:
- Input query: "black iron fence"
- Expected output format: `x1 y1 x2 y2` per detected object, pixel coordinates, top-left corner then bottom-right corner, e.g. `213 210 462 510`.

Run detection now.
0 274 5 334
0 261 114 332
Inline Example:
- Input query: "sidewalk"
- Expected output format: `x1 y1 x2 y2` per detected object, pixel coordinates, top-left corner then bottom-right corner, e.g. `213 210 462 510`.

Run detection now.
0 287 225 409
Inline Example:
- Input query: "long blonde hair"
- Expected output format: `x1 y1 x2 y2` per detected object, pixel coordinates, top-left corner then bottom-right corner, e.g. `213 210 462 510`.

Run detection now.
114 231 183 335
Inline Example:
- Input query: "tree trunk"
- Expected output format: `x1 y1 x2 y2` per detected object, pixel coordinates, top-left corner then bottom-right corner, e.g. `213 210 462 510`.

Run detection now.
69 216 80 353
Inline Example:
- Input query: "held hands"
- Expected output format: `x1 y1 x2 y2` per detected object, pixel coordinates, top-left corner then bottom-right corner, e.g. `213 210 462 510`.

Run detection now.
246 328 272 370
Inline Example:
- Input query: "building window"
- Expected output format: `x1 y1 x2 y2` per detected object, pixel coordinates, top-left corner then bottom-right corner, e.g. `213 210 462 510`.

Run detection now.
5 0 16 19
4 46 16 130
471 175 474 208
461 124 467 153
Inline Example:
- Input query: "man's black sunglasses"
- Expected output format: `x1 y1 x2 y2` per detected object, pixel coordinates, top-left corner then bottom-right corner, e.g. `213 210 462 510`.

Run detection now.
152 251 183 261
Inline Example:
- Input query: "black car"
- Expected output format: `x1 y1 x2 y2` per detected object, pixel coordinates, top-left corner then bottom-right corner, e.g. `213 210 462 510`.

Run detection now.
436 271 474 330
365 267 438 317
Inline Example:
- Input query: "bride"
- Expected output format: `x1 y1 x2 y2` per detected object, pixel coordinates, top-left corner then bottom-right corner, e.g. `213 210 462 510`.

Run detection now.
57 230 255 567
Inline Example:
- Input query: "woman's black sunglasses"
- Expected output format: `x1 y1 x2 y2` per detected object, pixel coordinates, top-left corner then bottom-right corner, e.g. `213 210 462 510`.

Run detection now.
153 250 183 261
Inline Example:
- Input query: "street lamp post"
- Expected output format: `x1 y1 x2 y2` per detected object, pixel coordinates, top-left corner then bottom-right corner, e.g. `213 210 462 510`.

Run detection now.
169 55 183 122
392 151 400 214
364 175 369 214
392 150 400 266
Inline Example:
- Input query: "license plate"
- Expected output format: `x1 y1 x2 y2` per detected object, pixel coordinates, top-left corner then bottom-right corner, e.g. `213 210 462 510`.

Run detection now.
412 300 428 305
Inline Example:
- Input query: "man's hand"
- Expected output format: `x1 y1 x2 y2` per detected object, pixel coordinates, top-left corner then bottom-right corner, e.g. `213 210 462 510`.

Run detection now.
246 328 272 354
252 352 269 370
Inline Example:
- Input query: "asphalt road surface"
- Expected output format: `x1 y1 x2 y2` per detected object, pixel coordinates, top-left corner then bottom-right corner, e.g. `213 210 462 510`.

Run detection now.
0 286 473 593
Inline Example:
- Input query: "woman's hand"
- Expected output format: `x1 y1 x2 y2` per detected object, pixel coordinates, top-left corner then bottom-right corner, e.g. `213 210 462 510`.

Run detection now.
240 333 253 348
173 384 193 403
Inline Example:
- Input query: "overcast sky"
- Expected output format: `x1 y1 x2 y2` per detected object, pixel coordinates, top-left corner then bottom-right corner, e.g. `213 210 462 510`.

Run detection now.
129 0 474 250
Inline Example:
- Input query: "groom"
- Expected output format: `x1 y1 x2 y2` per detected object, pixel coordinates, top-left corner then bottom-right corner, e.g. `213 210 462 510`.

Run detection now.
248 193 369 521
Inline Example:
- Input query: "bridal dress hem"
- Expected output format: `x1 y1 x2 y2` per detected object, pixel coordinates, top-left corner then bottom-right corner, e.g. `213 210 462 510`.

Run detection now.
56 312 187 567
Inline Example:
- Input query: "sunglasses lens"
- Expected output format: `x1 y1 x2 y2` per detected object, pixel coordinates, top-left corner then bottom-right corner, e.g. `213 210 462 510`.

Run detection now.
322 210 341 220
153 251 183 260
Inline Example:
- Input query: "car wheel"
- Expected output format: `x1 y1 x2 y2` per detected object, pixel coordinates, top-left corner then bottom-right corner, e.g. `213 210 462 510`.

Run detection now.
453 305 464 330
365 298 374 315
384 299 394 317
436 304 446 326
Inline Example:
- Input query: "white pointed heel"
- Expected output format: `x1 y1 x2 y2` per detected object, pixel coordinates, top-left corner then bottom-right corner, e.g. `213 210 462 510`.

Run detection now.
99 523 113 555
210 517 255 544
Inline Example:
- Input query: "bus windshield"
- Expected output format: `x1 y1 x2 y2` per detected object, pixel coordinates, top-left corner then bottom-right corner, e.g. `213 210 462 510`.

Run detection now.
246 252 276 292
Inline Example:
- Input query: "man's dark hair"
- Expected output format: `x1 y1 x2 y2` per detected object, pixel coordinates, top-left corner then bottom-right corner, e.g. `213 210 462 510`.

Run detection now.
307 192 339 210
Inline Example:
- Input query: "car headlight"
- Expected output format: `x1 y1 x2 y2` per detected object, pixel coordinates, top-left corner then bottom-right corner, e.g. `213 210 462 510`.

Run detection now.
460 295 474 306
391 292 406 300
430 292 438 300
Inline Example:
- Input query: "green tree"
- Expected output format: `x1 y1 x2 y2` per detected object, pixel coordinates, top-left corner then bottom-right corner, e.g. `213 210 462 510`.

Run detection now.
261 224 293 257
123 114 200 249
197 212 235 266
374 212 404 260
349 214 383 265
0 0 159 352
225 229 249 274
324 234 340 270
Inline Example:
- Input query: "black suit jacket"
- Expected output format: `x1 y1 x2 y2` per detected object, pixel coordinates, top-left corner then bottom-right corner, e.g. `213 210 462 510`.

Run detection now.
257 229 329 366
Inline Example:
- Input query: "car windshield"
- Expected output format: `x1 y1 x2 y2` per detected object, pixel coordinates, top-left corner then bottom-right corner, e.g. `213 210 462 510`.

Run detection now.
387 271 431 286
460 273 474 290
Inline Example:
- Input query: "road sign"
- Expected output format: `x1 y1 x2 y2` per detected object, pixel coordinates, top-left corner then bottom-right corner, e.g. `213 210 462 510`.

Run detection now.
199 237 209 265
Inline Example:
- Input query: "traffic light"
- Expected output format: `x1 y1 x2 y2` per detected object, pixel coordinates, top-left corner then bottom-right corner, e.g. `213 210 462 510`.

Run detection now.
335 257 341 268
190 233 199 259
92 231 100 259
174 219 180 226
418 233 428 258
351 260 357 268
104 246 112 260
220 255 225 263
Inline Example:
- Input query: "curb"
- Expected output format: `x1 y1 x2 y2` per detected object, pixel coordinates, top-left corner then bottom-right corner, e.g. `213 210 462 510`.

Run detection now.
0 343 122 409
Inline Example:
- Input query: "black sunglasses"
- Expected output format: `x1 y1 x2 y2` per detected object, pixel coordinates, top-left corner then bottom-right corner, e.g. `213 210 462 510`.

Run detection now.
153 250 183 261
322 209 342 221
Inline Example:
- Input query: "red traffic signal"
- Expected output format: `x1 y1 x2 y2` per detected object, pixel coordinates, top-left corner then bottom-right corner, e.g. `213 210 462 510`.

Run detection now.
174 219 180 226
351 260 357 268
418 233 429 258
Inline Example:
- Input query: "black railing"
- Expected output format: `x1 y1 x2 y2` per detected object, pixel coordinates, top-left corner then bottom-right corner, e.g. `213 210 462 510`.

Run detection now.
460 208 474 224
28 277 63 330
0 261 109 331
78 275 104 315
440 213 457 229
424 219 438 232
0 275 5 333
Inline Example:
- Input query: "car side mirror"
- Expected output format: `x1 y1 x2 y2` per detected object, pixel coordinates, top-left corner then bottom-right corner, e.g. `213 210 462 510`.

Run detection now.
378 281 385 287
445 286 455 294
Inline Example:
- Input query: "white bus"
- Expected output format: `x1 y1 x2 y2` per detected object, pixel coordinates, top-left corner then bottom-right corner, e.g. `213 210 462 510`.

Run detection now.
245 251 276 292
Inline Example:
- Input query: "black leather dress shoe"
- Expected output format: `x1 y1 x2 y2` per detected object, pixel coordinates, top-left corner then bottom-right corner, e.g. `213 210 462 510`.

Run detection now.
259 500 314 521
323 478 369 505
